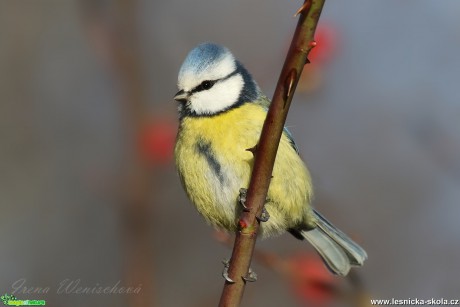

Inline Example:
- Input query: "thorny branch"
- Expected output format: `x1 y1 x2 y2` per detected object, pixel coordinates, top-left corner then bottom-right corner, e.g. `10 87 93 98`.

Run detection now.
218 1 326 306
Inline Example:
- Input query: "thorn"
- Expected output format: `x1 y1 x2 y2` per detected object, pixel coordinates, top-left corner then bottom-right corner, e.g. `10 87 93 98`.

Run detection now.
293 0 312 17
246 144 258 156
222 259 235 284
305 40 317 65
283 69 297 105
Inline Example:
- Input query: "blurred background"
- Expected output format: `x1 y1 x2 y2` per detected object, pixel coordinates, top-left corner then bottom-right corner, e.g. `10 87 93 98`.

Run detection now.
1 1 460 306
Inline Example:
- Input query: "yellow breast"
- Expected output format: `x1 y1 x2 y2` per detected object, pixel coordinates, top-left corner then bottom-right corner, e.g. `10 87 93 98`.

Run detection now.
175 103 314 236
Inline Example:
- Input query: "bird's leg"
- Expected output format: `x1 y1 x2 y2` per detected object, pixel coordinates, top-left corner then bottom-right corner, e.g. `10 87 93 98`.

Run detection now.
222 259 235 283
238 188 250 212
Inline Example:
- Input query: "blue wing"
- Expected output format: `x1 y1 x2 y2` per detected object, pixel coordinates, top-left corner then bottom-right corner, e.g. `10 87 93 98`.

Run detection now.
283 126 299 154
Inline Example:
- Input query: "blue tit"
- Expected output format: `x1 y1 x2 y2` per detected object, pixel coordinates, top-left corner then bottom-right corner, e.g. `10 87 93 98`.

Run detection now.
174 43 367 276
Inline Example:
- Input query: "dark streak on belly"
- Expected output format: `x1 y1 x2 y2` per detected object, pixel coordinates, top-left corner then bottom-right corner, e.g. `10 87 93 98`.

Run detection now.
196 140 225 185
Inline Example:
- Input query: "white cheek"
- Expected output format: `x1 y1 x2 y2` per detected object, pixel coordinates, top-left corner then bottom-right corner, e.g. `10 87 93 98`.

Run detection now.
190 74 244 115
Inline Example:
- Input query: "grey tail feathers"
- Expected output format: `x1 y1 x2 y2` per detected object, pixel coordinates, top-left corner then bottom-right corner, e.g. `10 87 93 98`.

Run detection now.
297 210 368 276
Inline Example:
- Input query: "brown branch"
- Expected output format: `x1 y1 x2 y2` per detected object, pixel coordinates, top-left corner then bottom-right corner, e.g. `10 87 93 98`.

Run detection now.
218 1 326 306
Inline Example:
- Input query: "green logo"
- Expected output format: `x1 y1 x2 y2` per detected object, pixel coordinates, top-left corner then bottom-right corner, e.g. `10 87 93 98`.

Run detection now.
1 294 45 306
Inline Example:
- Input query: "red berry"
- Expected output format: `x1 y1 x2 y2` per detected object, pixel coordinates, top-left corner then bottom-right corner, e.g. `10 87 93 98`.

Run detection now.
309 24 338 64
287 252 340 305
138 118 176 165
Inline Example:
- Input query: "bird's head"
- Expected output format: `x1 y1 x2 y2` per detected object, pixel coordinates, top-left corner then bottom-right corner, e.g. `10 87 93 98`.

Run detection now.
174 43 260 117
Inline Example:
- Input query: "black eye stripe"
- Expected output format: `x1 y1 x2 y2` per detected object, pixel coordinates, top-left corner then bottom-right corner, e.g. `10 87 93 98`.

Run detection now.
191 80 216 93
190 69 239 94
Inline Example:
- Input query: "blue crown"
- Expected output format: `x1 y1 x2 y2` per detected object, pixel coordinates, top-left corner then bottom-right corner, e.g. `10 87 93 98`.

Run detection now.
179 43 231 76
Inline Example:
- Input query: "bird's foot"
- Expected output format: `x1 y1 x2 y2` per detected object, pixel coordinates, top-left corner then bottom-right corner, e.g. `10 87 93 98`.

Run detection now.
222 259 235 283
256 207 270 223
222 259 258 283
239 188 270 222
238 188 250 212
243 267 258 282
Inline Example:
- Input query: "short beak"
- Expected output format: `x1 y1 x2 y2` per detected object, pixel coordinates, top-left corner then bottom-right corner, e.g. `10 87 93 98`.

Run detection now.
174 90 189 103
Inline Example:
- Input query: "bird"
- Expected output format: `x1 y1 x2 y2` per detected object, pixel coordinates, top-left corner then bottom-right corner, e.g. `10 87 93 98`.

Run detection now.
173 42 367 276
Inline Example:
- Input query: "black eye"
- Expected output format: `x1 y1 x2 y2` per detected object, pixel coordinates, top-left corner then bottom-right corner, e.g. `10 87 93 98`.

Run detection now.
201 80 214 90
191 80 216 94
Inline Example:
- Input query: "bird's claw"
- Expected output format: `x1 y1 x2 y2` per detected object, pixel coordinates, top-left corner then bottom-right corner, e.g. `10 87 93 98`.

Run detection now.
222 259 258 283
256 207 270 223
222 259 235 283
238 188 250 212
239 188 270 221
243 268 258 282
